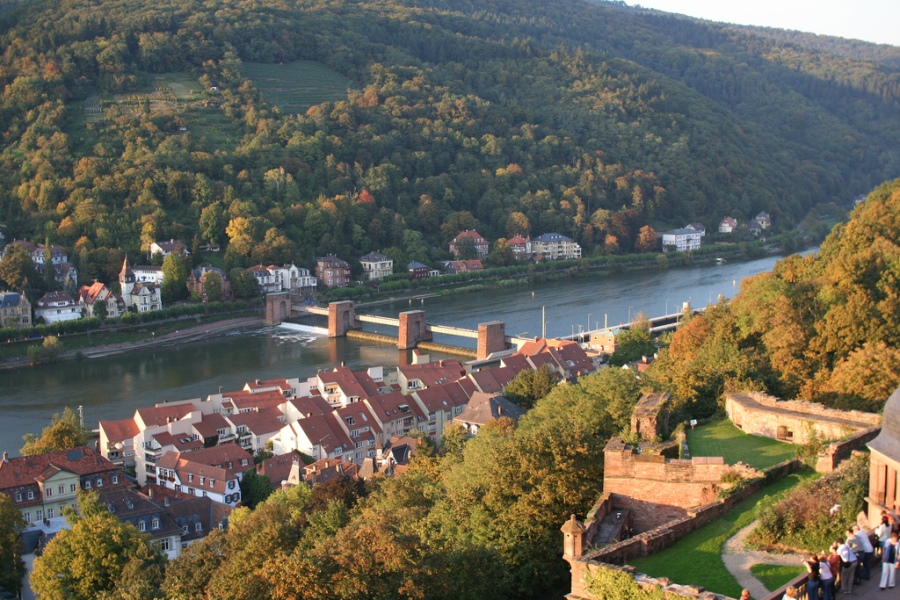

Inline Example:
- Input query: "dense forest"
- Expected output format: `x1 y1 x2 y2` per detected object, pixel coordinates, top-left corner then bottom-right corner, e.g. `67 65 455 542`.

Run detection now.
0 0 898 285
20 179 900 600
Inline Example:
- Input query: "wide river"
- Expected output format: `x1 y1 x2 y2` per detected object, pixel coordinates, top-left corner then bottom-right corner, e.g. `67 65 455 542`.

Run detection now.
0 250 811 455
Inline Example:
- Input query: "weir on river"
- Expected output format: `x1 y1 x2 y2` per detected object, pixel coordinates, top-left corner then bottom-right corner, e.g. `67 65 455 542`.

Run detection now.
0 249 813 456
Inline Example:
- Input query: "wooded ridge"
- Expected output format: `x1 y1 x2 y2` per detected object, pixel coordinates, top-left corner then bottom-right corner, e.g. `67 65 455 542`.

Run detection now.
0 0 897 283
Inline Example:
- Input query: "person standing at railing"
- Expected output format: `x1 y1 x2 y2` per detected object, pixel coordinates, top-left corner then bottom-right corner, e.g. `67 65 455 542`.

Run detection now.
818 553 834 600
876 515 893 559
837 537 859 594
852 524 874 581
880 532 900 590
827 543 842 597
804 554 821 600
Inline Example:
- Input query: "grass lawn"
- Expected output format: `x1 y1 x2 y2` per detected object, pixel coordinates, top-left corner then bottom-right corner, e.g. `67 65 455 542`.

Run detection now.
687 419 797 469
750 564 807 592
628 469 818 598
241 61 354 114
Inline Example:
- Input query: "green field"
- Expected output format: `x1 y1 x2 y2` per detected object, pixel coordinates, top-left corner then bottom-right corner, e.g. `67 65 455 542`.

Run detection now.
240 61 354 114
687 419 797 470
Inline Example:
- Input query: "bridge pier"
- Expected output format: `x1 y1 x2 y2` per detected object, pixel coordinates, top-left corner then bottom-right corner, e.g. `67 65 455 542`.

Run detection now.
477 321 507 360
328 301 357 337
265 292 291 326
398 310 432 350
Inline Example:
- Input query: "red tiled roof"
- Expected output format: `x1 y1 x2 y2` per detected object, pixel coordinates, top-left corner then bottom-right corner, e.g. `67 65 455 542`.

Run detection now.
136 404 195 428
256 453 301 488
303 457 359 486
223 390 285 412
152 431 204 452
294 414 353 454
226 406 284 435
288 396 332 418
398 360 466 387
365 391 426 423
317 366 380 400
99 417 140 442
192 413 230 439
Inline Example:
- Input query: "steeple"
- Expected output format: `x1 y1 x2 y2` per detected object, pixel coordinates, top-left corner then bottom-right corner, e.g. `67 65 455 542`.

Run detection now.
120 256 135 301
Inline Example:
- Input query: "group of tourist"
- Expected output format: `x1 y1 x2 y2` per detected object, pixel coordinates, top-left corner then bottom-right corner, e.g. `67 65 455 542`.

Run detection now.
769 514 900 600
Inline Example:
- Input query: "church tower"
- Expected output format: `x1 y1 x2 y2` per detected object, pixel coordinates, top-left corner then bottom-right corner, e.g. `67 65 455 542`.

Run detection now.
119 256 136 303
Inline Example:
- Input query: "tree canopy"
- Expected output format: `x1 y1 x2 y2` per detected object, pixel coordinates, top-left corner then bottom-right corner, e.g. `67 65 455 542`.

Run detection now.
20 407 93 456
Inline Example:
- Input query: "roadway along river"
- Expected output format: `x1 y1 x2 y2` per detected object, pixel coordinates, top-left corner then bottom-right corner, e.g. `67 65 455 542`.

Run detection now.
0 250 812 456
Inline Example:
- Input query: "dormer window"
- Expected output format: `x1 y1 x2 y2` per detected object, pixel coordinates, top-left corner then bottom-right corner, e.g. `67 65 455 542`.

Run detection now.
188 474 193 482
182 525 189 534
152 518 160 530
84 481 91 489
111 474 118 484
96 478 103 487
139 521 146 532
15 493 21 502
195 522 202 532
209 479 215 488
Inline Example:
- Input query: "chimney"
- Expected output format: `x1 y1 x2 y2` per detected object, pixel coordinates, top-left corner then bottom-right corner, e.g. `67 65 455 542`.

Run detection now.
148 486 154 500
1 451 7 462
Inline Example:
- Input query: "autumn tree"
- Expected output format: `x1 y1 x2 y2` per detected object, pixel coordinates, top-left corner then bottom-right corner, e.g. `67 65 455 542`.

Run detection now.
20 406 92 455
0 244 40 292
31 492 165 600
634 225 659 253
204 271 224 303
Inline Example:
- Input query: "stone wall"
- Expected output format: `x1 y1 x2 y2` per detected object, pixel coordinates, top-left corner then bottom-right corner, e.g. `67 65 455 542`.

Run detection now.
566 458 804 599
726 391 880 444
815 426 881 473
602 437 740 530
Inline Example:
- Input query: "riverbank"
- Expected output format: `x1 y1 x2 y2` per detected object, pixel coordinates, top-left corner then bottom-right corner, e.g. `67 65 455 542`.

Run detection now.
0 316 263 371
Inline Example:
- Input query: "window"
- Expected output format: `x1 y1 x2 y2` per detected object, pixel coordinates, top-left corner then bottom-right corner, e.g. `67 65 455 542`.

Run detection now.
175 485 182 492
355 441 364 449
35 509 42 521
202 490 208 497
345 416 355 426
240 459 248 466
27 491 34 499
111 475 119 484
84 480 91 489
199 476 205 485
228 481 235 489
47 508 54 519
188 488 195 496
182 525 189 534
45 488 52 497
96 477 103 487
24 512 30 523
14 493 21 502
152 518 160 530
188 474 193 483
209 479 215 488
69 484 76 493
351 429 360 437
195 522 203 532
139 521 146 532
159 539 170 552
58 485 64 495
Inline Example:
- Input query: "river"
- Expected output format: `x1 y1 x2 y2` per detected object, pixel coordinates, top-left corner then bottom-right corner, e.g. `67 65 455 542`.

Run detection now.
0 250 811 456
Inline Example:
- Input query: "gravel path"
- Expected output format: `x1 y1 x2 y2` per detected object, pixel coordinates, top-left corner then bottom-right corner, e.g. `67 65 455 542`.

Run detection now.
722 520 808 600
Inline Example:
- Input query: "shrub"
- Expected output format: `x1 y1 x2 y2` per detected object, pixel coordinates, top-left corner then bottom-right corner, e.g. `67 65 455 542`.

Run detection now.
749 454 868 552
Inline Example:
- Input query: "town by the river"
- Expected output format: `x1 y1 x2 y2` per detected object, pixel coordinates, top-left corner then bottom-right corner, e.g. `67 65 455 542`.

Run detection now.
0 250 812 456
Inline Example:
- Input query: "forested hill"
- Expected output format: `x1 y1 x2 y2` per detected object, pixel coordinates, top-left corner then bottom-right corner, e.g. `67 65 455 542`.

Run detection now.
0 0 898 283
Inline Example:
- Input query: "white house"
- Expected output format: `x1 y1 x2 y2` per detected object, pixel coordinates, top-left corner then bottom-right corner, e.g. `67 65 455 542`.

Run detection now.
34 291 81 324
359 251 393 281
132 265 164 285
120 257 163 313
150 239 189 257
268 264 316 295
531 233 582 260
661 228 702 252
719 217 738 233
155 445 248 507
246 265 280 294
77 282 125 318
